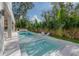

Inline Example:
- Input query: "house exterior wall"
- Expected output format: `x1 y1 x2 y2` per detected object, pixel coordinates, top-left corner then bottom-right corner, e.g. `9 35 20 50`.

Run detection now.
0 2 4 55
0 2 15 55
4 2 15 38
4 2 15 31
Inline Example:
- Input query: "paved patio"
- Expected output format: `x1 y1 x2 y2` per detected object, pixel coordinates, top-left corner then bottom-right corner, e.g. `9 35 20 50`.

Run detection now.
3 32 21 56
47 38 79 56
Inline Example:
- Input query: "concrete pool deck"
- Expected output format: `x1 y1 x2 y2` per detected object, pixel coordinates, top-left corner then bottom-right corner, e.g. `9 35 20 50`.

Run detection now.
49 44 79 56
45 38 79 56
3 32 79 56
3 32 21 56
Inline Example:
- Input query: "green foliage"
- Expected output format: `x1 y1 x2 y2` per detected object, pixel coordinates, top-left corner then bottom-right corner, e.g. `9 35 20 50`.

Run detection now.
15 2 79 43
12 2 34 19
15 2 79 30
15 19 27 29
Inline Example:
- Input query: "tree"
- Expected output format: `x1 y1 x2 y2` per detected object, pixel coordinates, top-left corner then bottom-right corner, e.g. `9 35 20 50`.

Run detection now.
15 19 27 29
12 2 34 20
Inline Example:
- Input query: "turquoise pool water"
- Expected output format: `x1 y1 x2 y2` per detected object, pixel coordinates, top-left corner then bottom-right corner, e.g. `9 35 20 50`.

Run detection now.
19 31 65 56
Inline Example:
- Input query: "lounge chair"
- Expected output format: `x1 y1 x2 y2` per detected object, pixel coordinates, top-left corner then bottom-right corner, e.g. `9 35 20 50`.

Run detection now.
46 32 50 36
41 32 45 35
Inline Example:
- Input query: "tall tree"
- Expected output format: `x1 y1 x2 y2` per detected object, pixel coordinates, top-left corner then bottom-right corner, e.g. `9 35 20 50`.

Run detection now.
12 2 34 20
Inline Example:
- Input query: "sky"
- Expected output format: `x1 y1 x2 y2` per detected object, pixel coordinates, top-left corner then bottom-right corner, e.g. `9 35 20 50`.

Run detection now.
27 2 52 20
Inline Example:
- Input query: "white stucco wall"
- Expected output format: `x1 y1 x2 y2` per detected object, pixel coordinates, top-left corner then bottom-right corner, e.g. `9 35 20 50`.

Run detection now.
0 2 15 55
6 2 15 24
0 2 4 55
4 2 15 38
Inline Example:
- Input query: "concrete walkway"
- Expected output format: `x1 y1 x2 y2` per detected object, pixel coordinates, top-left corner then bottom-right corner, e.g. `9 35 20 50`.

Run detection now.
3 32 21 56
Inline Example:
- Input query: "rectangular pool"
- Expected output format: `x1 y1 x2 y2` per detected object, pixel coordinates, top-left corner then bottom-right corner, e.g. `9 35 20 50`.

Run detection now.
18 31 65 56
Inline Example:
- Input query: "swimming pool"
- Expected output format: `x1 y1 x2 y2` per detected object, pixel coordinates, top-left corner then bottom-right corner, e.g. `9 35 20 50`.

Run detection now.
18 31 66 56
